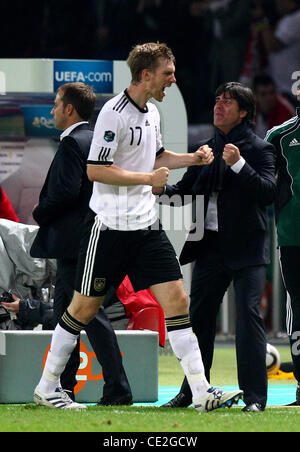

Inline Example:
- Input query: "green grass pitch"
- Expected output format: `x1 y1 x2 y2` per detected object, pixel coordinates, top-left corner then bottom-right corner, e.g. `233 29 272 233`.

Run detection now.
0 346 298 433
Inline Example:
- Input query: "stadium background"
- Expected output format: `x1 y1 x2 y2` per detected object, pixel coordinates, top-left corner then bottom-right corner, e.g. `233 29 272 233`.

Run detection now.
0 0 300 412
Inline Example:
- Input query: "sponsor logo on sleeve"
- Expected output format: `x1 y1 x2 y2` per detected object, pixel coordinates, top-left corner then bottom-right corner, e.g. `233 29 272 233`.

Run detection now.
103 131 115 143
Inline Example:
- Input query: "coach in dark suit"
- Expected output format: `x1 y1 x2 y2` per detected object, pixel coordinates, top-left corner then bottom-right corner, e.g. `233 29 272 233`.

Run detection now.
31 82 132 405
160 82 276 412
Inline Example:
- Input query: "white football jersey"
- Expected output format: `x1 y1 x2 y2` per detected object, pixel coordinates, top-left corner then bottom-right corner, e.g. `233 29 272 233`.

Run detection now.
87 90 164 230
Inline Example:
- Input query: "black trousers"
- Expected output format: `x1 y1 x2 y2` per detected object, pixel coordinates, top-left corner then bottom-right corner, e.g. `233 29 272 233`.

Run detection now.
280 246 300 382
179 232 268 407
54 258 132 401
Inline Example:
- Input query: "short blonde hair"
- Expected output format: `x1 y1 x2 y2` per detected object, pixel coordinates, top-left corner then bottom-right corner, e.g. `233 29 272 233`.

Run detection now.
127 42 175 83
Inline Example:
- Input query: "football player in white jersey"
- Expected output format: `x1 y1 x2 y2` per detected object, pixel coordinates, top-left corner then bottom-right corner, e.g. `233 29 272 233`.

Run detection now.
34 42 243 412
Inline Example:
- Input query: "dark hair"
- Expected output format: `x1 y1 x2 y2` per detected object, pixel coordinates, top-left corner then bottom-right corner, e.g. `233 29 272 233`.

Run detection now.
127 42 175 83
215 82 256 125
57 82 96 120
252 74 276 91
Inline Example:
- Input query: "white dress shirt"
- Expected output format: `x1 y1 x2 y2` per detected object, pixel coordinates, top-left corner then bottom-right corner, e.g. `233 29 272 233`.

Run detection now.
60 121 88 141
205 157 245 231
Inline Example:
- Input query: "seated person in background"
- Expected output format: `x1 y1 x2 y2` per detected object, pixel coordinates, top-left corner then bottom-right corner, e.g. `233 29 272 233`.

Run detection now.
253 74 294 138
0 185 19 222
0 219 56 303
0 291 54 330
1 275 166 346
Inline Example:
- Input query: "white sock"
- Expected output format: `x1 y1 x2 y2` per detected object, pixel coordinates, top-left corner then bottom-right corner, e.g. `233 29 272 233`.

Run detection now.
168 327 210 403
37 324 79 394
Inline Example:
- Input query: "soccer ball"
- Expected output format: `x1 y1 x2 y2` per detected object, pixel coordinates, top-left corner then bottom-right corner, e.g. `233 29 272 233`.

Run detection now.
266 343 281 375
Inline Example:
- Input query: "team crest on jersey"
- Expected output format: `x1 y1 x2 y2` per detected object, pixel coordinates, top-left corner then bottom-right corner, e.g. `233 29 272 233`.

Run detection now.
94 278 106 292
104 130 115 142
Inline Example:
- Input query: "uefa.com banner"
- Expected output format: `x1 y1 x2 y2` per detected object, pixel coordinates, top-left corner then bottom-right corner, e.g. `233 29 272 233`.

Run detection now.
17 60 114 138
53 60 113 94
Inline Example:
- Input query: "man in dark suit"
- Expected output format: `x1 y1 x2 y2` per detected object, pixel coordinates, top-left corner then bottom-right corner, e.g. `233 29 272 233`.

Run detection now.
30 82 132 405
159 82 276 412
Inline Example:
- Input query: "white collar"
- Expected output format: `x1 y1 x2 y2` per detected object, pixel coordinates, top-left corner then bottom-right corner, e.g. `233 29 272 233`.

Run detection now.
60 121 89 141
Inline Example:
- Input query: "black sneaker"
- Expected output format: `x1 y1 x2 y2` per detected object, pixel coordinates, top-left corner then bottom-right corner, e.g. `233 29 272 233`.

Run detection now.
242 403 265 412
161 393 192 408
97 394 133 406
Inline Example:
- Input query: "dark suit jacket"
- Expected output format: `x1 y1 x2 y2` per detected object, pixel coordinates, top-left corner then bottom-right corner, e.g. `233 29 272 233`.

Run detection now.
30 123 93 259
164 123 277 270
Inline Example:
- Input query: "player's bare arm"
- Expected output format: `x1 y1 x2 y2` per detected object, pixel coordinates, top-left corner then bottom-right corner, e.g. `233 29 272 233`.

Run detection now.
153 145 214 170
87 163 169 187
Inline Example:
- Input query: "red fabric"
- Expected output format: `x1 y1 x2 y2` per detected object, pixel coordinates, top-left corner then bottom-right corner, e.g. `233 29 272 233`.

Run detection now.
0 187 19 222
127 307 166 347
116 275 166 347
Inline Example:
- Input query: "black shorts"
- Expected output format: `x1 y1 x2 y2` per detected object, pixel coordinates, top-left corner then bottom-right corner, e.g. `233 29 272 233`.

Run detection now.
75 210 183 296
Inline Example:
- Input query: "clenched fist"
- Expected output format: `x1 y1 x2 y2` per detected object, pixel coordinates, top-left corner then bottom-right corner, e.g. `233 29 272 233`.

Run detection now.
151 166 170 187
223 143 241 166
193 145 214 166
